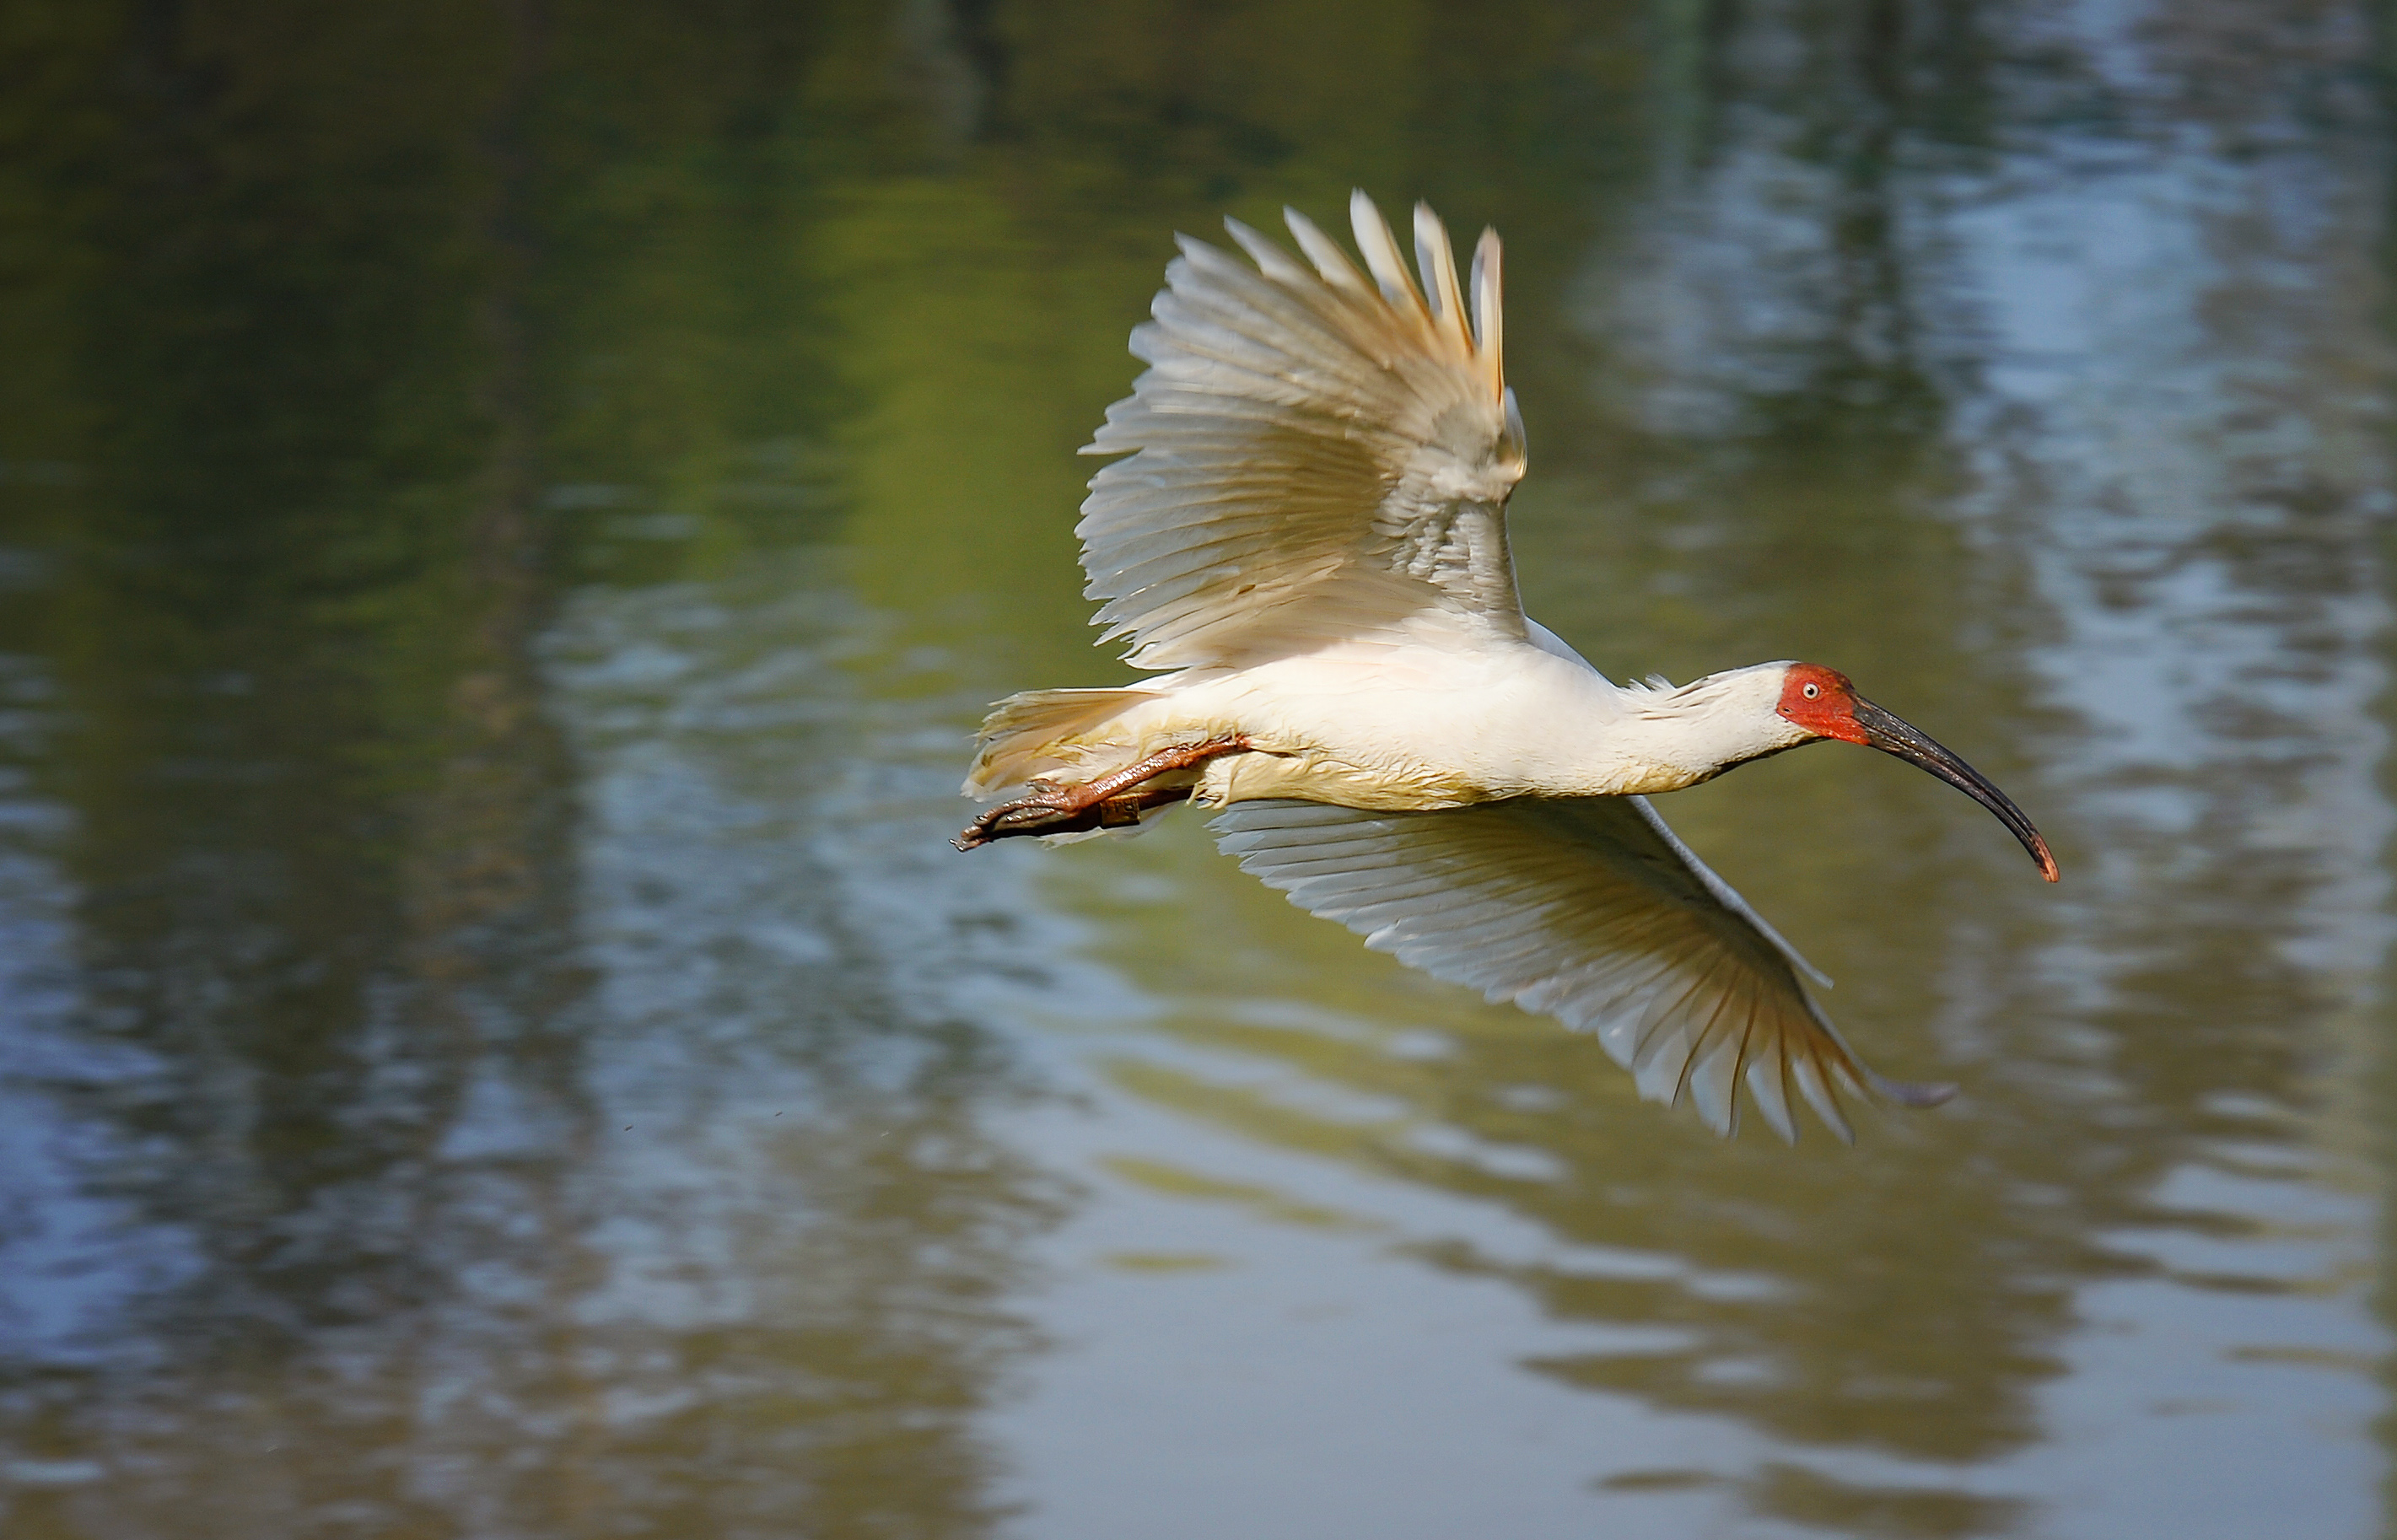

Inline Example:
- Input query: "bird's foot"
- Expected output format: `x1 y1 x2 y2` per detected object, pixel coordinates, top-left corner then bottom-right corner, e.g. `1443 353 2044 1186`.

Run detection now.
953 735 1251 852
951 783 1193 849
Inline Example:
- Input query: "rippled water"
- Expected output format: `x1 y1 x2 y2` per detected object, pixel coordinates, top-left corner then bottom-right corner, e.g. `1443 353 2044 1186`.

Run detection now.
1 3 2393 1536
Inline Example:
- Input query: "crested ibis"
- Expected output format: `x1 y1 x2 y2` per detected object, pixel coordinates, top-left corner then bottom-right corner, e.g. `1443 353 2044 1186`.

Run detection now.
953 192 2056 1142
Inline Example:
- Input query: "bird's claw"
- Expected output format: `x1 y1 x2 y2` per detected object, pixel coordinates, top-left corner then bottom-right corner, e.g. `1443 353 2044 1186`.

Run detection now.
952 791 1075 852
952 735 1247 853
953 784 1200 851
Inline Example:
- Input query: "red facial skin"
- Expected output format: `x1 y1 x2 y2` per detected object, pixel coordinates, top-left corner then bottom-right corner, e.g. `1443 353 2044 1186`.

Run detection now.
1775 663 1870 744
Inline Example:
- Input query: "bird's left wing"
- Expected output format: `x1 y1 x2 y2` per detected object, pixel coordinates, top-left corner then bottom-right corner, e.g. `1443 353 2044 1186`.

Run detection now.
1210 797 1954 1141
1080 191 1528 670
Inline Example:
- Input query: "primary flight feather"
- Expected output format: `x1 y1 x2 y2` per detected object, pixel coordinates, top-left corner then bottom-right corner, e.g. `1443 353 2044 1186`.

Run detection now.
954 191 2056 1142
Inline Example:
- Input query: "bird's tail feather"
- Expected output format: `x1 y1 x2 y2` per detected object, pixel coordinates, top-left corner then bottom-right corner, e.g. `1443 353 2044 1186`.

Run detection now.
962 687 1160 800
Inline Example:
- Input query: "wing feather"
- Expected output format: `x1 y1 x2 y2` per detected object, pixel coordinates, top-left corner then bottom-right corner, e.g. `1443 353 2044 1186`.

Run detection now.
1412 203 1472 351
1470 229 1504 401
1222 217 1318 288
1080 193 1528 670
1211 796 1954 1142
1349 188 1430 317
1282 206 1377 295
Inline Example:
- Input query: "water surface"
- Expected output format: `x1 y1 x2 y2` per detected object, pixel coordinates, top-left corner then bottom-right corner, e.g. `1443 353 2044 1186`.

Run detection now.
1 3 2393 1536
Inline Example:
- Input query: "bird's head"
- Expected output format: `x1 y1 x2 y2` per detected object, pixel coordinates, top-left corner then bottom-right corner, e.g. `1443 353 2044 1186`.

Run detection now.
1774 662 2060 882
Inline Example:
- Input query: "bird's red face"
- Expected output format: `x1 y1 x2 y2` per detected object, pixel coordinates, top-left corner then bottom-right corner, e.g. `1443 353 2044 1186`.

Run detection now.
1775 661 2060 882
1774 663 1869 745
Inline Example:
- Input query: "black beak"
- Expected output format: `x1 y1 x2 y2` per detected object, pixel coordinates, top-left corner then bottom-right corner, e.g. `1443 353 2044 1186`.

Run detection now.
1851 698 2060 882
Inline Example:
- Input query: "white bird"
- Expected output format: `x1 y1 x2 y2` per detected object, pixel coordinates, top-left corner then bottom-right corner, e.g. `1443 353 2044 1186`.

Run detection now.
954 191 2056 1142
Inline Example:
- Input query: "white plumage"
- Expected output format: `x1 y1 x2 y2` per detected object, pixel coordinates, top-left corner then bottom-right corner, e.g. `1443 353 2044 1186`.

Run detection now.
1079 198 1526 670
956 191 2057 1142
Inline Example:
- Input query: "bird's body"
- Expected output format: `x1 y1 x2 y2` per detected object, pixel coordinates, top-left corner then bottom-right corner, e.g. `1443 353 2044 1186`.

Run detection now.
955 191 2055 1141
967 639 1807 811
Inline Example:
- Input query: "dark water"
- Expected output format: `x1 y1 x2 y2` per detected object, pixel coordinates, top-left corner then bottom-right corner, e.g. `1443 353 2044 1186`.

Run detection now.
1 3 2393 1535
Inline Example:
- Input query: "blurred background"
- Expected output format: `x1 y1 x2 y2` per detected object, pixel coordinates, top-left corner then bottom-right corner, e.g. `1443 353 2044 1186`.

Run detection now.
0 1 2393 1536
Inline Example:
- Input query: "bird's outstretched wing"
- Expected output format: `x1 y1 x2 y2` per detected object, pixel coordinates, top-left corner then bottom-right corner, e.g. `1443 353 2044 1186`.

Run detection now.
1081 191 1528 670
1209 797 1955 1141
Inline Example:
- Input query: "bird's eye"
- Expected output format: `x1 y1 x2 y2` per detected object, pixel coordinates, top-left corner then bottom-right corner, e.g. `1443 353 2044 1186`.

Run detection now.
1802 682 1820 699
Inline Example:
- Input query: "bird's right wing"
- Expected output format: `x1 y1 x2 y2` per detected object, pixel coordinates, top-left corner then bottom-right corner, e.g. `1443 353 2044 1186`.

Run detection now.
1209 797 1954 1142
1080 191 1529 671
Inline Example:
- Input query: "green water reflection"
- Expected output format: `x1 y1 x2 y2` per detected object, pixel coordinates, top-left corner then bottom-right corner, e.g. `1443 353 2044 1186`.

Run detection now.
0 3 2390 1537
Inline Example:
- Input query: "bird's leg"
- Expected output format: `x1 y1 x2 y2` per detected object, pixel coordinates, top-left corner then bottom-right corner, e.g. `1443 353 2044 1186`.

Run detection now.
954 735 1252 851
983 781 1198 844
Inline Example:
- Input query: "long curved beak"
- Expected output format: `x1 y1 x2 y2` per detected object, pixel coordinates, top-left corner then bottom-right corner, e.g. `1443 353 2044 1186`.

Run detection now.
1851 698 2060 882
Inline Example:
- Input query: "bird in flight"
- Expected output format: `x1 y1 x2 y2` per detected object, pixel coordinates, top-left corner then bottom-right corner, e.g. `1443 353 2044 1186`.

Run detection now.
953 191 2056 1142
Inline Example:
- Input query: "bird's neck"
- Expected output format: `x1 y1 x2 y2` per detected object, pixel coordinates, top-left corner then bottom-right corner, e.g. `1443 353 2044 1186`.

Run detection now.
1567 664 1811 796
